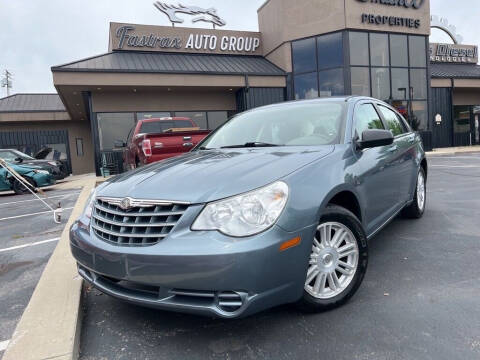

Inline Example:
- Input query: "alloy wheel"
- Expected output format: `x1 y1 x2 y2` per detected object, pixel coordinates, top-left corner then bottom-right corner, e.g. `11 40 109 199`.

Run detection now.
305 222 359 299
417 171 426 211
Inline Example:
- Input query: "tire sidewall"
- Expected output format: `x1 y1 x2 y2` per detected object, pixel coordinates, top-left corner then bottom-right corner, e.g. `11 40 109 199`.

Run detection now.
13 178 36 195
299 205 368 311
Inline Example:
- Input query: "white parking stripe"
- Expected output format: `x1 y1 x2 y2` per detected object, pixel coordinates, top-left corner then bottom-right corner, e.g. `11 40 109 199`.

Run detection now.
0 339 10 352
0 207 74 222
0 192 80 207
0 238 59 253
430 165 480 168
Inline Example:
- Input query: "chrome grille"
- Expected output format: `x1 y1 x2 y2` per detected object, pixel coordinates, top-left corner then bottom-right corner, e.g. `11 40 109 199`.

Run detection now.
92 197 189 246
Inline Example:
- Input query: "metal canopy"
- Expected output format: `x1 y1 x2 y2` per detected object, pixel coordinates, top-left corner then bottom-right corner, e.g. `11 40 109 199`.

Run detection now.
51 52 286 76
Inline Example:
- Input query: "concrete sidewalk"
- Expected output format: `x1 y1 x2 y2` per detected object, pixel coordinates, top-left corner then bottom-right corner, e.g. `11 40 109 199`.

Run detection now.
2 177 100 360
427 145 480 156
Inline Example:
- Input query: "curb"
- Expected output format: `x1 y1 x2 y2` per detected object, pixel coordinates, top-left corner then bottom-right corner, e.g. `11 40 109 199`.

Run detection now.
2 179 98 360
427 150 480 157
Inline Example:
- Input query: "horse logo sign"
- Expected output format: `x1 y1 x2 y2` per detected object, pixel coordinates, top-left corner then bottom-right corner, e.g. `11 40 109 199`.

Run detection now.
153 2 227 28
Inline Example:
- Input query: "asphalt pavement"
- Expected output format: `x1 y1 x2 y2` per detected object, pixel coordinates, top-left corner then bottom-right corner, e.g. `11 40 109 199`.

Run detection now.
76 153 480 360
0 188 81 359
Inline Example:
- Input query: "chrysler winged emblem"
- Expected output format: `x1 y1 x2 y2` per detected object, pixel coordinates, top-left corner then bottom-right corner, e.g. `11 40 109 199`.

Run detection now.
153 2 227 27
120 197 132 210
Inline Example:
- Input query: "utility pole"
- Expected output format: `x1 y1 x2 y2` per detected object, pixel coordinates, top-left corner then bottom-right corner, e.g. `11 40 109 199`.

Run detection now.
1 70 13 96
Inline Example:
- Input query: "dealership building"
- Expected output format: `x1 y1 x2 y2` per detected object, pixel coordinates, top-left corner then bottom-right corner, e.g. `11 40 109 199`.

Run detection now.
1 0 479 175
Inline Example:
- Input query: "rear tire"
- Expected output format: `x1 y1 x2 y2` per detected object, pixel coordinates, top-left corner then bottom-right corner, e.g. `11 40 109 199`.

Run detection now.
402 168 426 219
13 177 36 195
296 205 368 313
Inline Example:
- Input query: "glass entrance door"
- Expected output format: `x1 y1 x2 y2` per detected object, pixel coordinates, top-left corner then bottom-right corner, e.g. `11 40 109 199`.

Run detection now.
453 106 474 146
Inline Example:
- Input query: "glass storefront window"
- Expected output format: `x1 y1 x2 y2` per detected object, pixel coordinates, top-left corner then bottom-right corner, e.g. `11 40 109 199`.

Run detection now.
409 36 427 68
411 101 428 131
319 68 344 97
174 112 208 129
390 34 408 67
207 111 229 130
351 67 370 96
349 32 369 66
292 38 317 74
371 67 390 101
317 32 343 70
391 68 409 100
410 68 427 100
97 113 135 150
294 72 319 100
370 33 389 67
137 112 171 120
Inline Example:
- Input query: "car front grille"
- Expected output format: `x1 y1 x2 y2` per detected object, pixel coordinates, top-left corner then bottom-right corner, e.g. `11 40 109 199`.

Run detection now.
92 197 189 247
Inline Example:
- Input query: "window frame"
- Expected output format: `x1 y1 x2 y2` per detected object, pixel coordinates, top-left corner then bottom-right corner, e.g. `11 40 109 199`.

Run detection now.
375 103 412 137
351 101 385 140
75 138 84 157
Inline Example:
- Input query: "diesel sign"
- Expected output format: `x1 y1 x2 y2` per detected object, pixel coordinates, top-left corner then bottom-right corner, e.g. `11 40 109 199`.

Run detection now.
357 0 424 9
430 43 478 64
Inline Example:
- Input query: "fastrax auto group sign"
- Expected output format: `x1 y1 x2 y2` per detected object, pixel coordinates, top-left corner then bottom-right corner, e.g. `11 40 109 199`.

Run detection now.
109 23 262 55
430 43 478 64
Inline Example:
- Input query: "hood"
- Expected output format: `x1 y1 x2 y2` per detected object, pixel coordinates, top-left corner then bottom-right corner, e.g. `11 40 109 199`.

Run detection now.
99 146 334 203
34 147 52 160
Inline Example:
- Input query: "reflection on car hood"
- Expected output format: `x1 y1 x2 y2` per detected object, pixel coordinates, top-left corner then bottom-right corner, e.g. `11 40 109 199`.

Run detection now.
99 146 334 203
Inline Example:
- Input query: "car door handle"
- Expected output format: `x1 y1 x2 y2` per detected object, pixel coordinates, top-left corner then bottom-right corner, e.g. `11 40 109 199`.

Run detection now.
183 143 194 147
388 145 398 152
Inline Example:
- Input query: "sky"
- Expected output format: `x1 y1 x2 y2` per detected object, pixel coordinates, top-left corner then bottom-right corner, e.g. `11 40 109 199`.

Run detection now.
0 0 479 97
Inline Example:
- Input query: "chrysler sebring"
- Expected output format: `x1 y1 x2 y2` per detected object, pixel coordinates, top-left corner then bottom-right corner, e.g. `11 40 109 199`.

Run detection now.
70 96 427 318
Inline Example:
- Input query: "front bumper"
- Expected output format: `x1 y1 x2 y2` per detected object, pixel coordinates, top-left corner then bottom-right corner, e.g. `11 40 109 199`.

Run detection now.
70 206 316 318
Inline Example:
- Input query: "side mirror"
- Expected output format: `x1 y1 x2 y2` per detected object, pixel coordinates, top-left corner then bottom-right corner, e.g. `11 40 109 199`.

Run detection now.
356 129 394 150
114 140 127 148
15 157 24 163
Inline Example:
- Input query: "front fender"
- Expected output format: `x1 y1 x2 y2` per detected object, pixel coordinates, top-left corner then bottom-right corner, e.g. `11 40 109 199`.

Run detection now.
276 146 359 232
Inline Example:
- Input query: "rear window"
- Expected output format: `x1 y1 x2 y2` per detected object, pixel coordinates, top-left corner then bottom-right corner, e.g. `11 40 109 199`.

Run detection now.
139 120 194 133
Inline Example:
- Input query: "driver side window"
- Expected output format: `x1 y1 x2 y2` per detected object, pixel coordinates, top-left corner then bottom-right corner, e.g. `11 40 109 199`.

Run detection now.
354 103 384 139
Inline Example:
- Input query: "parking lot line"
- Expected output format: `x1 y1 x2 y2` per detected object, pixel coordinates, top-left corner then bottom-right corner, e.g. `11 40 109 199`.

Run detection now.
0 339 9 352
430 165 480 168
0 238 60 253
0 192 81 207
0 207 73 222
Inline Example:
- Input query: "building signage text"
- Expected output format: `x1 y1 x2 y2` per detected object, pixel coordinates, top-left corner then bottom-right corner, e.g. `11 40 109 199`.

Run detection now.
361 14 420 28
430 43 478 64
112 24 261 55
357 0 424 9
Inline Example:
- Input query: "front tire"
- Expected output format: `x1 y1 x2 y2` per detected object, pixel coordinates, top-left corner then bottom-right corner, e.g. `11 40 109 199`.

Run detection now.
297 205 368 312
402 167 426 219
13 177 36 195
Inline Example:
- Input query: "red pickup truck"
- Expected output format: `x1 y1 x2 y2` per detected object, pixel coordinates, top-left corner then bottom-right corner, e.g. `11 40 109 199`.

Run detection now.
121 117 210 169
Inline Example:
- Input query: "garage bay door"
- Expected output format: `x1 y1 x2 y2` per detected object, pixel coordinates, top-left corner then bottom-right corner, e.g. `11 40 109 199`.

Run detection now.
0 130 72 174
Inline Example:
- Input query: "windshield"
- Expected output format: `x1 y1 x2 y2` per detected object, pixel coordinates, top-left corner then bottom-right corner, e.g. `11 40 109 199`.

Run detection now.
198 101 347 149
140 120 195 133
0 150 34 161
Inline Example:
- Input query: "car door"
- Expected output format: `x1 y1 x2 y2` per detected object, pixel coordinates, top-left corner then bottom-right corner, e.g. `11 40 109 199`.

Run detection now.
376 104 417 204
351 101 402 236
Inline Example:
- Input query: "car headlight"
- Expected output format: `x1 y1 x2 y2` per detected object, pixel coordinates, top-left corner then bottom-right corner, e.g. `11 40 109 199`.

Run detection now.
34 169 50 175
192 181 289 237
79 189 96 229
48 161 57 166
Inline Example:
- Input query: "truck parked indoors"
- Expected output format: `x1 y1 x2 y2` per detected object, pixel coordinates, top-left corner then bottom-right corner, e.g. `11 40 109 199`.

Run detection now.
118 117 210 170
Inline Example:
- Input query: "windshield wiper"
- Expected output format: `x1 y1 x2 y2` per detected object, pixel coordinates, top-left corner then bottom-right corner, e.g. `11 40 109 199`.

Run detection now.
220 142 282 149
